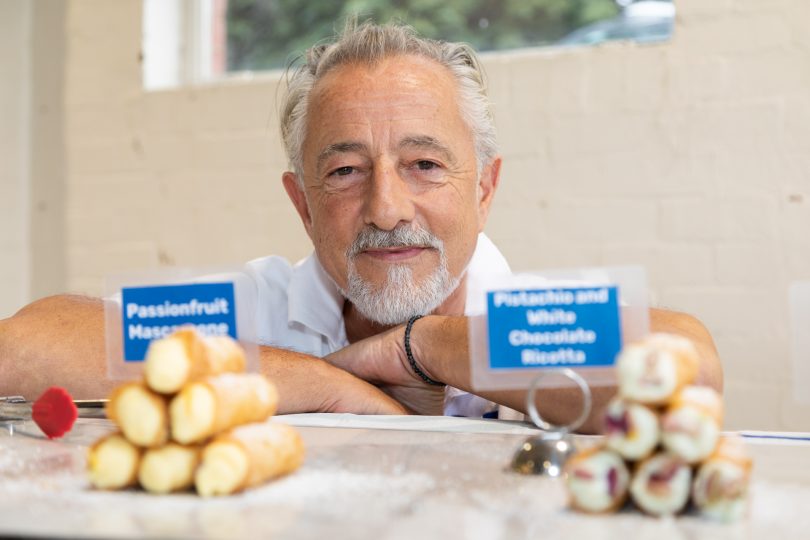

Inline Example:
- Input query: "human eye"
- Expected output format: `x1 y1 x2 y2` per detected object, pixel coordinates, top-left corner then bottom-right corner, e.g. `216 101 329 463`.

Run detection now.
404 159 445 184
330 166 357 177
415 160 440 171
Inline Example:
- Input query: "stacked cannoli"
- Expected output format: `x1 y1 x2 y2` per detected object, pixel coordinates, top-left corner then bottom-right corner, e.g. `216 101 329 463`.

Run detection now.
87 328 304 497
564 333 752 521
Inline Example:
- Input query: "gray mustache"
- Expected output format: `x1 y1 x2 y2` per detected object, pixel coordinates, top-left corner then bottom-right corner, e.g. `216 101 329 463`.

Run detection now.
347 226 443 257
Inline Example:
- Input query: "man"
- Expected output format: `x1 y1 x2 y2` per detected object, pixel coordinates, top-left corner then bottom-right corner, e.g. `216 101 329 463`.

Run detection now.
0 22 722 431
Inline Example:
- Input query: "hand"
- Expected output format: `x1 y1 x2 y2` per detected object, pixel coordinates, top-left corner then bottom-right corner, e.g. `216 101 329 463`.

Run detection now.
259 345 408 415
317 364 411 415
324 324 445 416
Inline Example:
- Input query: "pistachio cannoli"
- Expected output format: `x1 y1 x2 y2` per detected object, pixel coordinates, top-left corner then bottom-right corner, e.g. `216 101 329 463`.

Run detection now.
661 385 723 464
630 452 692 516
564 446 631 513
692 436 752 522
604 397 661 461
617 333 699 405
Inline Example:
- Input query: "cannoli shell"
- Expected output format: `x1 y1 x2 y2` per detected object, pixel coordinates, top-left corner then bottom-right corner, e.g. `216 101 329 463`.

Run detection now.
170 373 278 444
87 432 142 490
668 385 724 425
617 333 699 406
630 452 692 516
564 446 630 514
196 422 304 497
603 397 661 461
106 382 170 447
139 442 202 494
145 328 246 394
692 436 752 521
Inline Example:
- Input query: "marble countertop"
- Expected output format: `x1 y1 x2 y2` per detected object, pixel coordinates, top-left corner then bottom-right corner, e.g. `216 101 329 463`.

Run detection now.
1 414 809 539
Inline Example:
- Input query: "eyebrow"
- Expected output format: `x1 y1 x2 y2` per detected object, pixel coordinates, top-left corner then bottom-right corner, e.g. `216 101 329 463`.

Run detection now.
399 135 457 165
315 135 458 172
316 141 368 172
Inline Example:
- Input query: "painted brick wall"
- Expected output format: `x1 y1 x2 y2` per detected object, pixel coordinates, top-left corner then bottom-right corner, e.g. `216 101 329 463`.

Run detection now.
54 0 810 430
0 1 31 319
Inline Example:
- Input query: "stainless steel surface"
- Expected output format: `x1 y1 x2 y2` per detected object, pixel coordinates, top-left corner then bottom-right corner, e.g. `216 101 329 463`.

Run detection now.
510 434 578 477
0 416 809 539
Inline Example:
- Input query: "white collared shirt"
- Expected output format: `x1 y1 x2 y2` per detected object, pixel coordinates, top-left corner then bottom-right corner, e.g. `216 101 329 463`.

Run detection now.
245 233 511 417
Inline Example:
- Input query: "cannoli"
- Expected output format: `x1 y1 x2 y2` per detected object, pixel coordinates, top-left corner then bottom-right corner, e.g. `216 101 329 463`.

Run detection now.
106 382 170 447
616 333 699 405
144 328 246 395
138 442 201 494
629 452 692 516
170 373 278 444
661 385 723 464
604 397 661 461
563 446 630 513
195 421 304 497
692 436 752 522
87 432 142 490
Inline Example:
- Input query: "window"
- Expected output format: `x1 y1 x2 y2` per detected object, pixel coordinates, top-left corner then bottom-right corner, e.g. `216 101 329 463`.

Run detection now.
142 0 675 89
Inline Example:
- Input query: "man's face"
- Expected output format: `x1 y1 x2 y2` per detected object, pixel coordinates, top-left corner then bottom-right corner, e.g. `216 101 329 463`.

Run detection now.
283 54 500 324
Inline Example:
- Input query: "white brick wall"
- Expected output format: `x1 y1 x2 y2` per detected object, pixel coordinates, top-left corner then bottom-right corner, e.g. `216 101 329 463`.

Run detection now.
9 0 810 430
0 1 31 318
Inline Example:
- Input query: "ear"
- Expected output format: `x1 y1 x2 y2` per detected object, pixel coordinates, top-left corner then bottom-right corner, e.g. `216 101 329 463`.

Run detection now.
282 171 314 239
476 157 501 231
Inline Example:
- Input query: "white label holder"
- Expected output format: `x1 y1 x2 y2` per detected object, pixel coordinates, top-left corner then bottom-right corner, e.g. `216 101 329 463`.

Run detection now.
468 265 649 392
104 265 260 381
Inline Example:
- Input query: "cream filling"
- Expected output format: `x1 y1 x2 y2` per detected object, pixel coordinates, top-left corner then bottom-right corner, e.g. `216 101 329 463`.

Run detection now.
630 455 692 515
606 403 660 461
88 435 138 489
171 384 216 444
566 451 628 512
139 444 198 494
145 338 191 394
662 407 719 463
117 386 165 447
195 441 248 497
693 460 748 522
617 346 677 403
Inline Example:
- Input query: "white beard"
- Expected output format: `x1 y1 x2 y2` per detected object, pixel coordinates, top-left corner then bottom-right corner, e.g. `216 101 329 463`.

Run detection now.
340 225 460 326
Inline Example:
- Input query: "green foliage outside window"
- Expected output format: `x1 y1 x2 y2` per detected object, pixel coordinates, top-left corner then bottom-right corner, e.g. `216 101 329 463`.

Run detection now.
226 0 621 72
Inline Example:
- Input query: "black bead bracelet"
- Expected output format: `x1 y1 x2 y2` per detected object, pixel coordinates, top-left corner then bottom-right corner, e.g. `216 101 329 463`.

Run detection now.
404 315 445 387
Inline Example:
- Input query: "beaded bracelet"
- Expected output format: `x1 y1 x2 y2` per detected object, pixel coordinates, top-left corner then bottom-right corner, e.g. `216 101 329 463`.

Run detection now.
404 315 445 387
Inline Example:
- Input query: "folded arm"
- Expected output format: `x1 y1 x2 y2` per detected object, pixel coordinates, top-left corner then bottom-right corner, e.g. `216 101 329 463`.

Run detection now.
0 295 406 414
325 308 723 433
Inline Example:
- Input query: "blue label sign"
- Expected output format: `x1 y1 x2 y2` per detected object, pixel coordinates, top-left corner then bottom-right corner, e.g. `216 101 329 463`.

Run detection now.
486 286 622 370
121 282 237 362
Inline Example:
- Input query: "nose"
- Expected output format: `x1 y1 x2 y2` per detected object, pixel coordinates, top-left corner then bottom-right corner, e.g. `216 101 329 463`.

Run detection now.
362 160 415 231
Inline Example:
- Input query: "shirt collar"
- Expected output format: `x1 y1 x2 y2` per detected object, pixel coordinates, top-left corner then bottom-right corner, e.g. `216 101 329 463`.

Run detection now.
287 253 347 348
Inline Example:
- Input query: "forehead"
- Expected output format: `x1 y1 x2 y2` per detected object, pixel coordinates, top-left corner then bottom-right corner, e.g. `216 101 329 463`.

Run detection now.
304 55 471 150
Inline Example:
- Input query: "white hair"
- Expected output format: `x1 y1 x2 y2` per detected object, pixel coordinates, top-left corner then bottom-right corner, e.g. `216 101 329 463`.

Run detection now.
280 19 498 183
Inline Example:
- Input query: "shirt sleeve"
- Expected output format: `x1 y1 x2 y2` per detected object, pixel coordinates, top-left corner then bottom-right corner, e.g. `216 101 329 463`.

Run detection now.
443 386 499 418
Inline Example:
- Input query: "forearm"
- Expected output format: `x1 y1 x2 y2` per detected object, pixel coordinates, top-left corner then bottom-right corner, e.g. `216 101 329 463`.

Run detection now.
411 310 723 434
0 295 114 399
409 316 609 432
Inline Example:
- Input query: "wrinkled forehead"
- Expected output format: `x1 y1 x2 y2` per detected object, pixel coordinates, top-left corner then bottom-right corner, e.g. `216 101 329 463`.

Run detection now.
303 55 473 155
309 56 467 123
